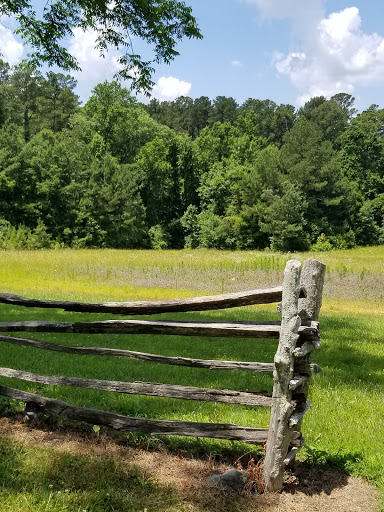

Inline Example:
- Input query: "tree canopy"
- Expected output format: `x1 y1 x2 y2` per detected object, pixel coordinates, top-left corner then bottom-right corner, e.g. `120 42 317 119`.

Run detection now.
0 0 202 92
0 61 383 251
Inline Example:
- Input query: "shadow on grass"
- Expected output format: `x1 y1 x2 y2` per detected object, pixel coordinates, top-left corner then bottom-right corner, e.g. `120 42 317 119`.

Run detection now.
0 426 182 512
315 314 384 388
0 419 360 512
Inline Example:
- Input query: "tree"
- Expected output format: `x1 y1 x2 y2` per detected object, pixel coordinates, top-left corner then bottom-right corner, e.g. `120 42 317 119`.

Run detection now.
168 133 200 209
239 98 295 146
5 63 44 141
280 118 359 243
340 105 384 199
196 121 234 170
0 59 10 127
297 96 326 120
190 96 211 138
331 93 357 121
209 96 238 125
0 121 25 224
259 183 309 251
36 72 79 132
1 0 202 92
238 145 284 249
75 152 147 248
298 96 349 145
85 81 168 163
133 136 174 227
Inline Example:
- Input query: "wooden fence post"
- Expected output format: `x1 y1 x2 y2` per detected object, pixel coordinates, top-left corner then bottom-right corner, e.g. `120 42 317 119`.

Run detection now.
291 259 326 448
263 260 302 492
298 259 326 322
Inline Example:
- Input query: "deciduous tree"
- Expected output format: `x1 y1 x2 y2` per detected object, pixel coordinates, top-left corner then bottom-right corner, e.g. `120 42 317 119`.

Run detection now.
1 0 202 92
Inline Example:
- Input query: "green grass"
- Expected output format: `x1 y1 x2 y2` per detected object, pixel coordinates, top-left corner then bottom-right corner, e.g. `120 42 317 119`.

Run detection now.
1 247 384 510
0 433 182 512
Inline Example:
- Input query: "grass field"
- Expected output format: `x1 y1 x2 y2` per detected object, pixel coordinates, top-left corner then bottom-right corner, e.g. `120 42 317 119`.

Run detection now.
0 247 383 511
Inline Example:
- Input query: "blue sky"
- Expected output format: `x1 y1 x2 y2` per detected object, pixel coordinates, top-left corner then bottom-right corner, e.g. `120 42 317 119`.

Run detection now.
2 0 384 112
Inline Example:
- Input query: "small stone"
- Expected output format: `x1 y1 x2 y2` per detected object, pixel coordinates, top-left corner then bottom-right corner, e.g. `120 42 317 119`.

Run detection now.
207 469 249 490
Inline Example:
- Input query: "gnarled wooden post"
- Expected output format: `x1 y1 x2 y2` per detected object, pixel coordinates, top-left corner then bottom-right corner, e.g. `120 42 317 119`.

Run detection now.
298 259 326 322
263 258 325 492
263 260 302 491
291 259 326 451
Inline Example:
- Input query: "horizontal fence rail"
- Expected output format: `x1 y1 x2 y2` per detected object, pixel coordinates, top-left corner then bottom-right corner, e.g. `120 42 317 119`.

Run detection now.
0 334 321 375
0 334 276 372
0 319 320 340
0 367 273 407
0 386 283 445
0 287 306 315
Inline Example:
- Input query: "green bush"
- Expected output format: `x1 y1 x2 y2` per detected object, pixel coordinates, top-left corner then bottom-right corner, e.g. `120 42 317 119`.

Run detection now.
311 233 334 252
0 219 53 249
148 225 169 249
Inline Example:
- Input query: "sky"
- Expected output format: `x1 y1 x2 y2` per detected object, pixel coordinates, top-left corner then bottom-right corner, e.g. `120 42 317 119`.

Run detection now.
2 0 384 112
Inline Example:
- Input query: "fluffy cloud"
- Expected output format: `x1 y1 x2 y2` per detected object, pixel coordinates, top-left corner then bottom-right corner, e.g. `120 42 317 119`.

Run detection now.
152 76 192 101
68 27 124 100
247 0 384 104
231 60 243 67
274 7 384 104
0 25 23 65
69 29 192 102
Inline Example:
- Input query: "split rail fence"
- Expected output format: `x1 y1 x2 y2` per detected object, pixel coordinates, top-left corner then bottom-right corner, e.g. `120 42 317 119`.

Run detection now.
0 258 325 491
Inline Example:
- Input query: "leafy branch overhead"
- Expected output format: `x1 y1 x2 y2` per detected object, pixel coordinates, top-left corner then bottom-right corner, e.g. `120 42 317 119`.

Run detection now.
0 0 202 92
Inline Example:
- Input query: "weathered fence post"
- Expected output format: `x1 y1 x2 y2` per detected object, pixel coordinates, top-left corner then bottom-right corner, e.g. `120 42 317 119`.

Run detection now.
291 258 326 447
298 259 326 323
263 260 302 491
263 258 325 492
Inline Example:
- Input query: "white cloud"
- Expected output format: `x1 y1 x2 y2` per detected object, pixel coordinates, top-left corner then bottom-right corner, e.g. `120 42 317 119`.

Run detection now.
231 60 243 67
69 28 191 102
68 27 125 100
0 25 23 65
273 7 384 104
152 76 192 101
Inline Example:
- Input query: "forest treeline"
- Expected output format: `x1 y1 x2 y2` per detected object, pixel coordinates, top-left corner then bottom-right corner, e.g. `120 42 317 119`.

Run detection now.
1 60 383 251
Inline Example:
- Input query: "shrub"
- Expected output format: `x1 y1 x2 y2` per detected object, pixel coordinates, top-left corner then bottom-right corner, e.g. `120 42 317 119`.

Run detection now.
149 225 169 249
311 233 334 252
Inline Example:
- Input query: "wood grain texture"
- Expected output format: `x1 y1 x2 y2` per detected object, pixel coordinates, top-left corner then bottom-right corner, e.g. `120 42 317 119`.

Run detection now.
0 367 273 407
0 319 319 340
289 259 326 468
264 260 303 492
284 438 305 466
0 385 280 444
288 401 311 428
0 287 306 315
289 375 309 391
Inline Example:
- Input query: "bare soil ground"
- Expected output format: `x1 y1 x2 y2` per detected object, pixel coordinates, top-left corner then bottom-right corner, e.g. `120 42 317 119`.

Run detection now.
0 419 379 512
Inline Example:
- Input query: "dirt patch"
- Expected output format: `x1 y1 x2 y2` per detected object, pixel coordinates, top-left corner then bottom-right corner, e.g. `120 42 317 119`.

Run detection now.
0 419 379 512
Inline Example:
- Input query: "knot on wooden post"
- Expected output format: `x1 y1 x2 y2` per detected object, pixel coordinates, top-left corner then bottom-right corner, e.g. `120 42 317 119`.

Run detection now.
293 339 322 358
